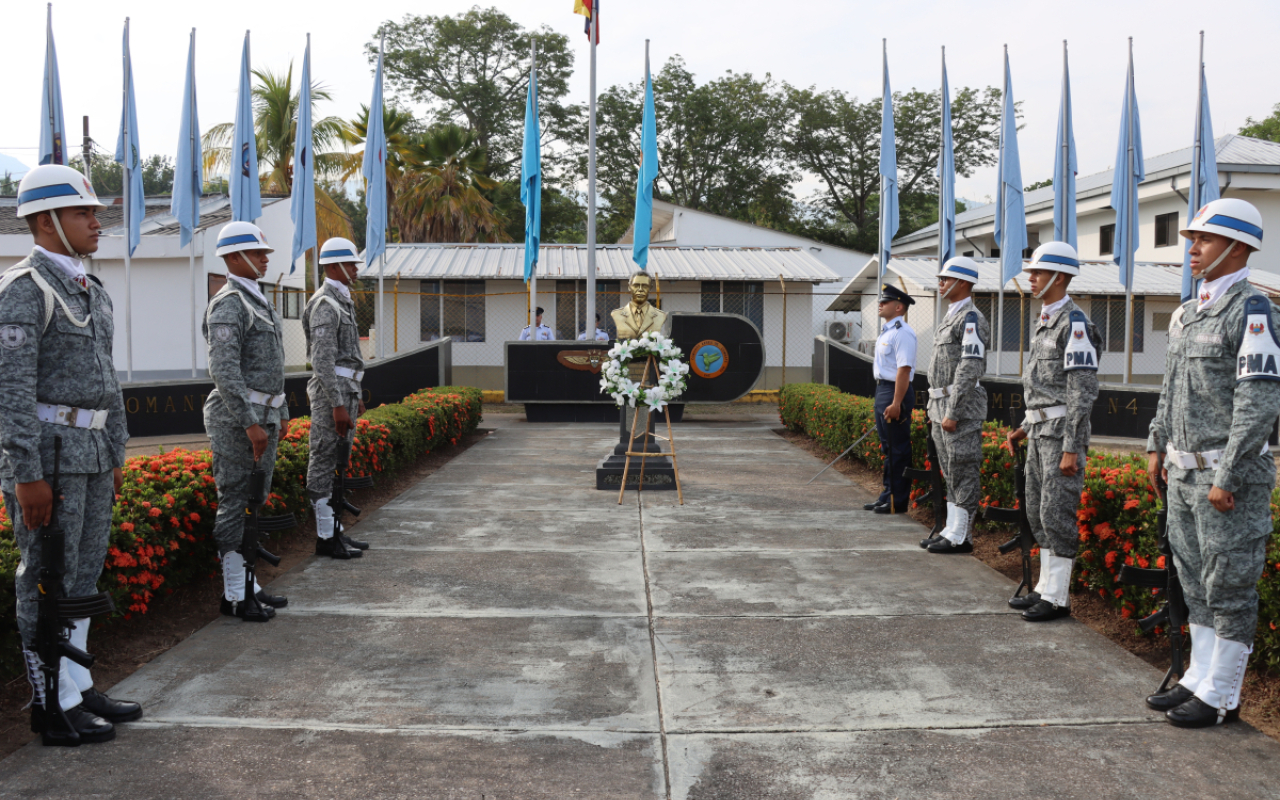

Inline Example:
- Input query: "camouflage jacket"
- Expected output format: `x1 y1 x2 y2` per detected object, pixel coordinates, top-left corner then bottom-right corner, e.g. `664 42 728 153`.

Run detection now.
202 279 288 431
1147 280 1280 490
1020 298 1101 453
303 281 364 408
0 249 128 481
927 301 990 422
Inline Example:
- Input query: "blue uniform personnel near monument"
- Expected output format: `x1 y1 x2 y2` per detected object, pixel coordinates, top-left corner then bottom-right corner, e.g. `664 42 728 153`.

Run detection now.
867 283 916 514
520 307 554 340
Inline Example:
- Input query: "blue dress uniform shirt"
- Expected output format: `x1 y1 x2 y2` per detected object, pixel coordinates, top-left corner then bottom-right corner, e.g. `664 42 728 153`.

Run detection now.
874 315 917 381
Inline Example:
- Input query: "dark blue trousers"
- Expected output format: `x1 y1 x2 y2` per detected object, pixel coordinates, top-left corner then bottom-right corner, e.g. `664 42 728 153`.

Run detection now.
874 381 914 509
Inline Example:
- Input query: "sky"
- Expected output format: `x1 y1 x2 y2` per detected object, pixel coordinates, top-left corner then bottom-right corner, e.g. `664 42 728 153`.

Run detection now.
5 0 1280 206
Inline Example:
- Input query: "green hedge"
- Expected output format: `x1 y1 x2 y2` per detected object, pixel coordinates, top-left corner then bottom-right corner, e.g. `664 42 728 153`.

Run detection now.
0 386 483 675
780 382 1280 672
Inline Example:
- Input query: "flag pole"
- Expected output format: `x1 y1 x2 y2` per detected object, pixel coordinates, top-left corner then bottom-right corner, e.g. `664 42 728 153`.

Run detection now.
935 45 944 328
1189 30 1205 302
1060 40 1069 243
585 0 598 340
376 33 386 361
879 38 886 284
1123 37 1135 384
995 44 1007 378
309 33 320 298
190 27 198 378
528 37 538 334
123 17 134 382
45 4 58 164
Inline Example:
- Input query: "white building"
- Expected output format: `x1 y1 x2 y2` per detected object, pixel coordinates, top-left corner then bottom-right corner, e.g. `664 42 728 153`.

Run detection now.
359 243 841 390
0 195 302 380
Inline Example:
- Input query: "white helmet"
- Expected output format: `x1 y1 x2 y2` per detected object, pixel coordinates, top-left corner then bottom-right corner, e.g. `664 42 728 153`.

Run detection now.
1025 241 1080 277
16 164 105 219
939 256 981 284
215 221 274 258
318 237 360 265
1181 198 1263 252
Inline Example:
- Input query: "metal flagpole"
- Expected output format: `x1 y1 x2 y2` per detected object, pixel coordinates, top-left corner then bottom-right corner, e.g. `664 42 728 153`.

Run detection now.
995 45 1007 377
1061 41 1070 243
310 32 320 298
935 45 943 328
123 17 134 382
1123 37 1135 384
529 38 538 337
585 0 598 341
1190 31 1205 301
378 252 385 359
190 29 198 378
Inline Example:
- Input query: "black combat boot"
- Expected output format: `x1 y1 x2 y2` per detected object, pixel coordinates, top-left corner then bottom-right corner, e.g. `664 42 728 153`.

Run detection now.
220 596 276 622
316 536 361 559
79 687 142 723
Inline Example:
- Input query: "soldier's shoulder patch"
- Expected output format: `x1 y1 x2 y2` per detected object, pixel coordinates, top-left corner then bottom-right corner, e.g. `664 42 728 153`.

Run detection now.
212 324 235 343
1063 309 1098 372
1237 295 1280 382
0 325 26 349
961 310 985 359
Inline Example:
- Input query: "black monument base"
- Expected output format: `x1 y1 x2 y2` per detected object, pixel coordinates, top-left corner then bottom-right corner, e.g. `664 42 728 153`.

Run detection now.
524 403 684 423
595 453 677 490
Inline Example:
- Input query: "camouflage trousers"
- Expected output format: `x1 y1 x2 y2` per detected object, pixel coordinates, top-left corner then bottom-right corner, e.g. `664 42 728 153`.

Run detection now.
209 423 279 556
931 418 983 513
1025 435 1084 558
4 470 114 647
306 393 359 502
1167 479 1272 645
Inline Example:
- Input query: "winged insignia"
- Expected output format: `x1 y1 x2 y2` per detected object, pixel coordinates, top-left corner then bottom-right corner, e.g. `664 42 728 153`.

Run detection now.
557 350 610 373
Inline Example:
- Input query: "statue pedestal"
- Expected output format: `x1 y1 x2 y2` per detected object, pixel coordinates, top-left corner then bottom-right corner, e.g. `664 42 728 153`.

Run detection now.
596 404 676 490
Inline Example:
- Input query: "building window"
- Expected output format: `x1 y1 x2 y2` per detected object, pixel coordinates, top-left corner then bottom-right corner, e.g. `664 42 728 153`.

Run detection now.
278 287 304 320
701 281 764 333
1100 224 1116 256
973 293 1031 353
1089 295 1144 353
554 280 621 340
962 250 974 257
1152 311 1172 332
208 273 227 300
1155 212 1180 248
989 247 1001 258
420 280 486 343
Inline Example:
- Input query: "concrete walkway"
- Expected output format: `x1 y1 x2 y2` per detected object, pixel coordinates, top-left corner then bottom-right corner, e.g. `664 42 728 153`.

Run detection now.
3 416 1280 798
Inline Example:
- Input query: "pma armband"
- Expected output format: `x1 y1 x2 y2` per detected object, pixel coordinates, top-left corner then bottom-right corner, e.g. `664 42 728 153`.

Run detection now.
1062 309 1098 371
961 310 985 359
1237 295 1280 382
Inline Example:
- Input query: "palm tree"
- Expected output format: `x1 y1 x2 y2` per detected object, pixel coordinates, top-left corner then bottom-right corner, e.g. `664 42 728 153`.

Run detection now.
202 65 353 275
337 105 421 243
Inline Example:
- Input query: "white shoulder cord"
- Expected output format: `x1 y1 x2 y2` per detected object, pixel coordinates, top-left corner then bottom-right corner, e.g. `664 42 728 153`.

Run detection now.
0 267 90 331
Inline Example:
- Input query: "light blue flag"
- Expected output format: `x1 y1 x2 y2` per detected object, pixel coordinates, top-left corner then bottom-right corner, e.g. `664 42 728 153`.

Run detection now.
1182 55 1219 302
171 29 202 250
1110 44 1144 291
994 50 1026 285
633 51 660 271
878 44 898 280
231 32 262 223
39 4 67 166
1053 42 1077 248
363 38 388 268
290 35 316 271
114 19 143 257
520 54 541 283
937 49 955 266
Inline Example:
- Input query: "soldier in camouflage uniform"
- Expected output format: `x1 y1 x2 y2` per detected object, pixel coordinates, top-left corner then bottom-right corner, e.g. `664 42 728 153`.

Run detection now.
3 165 140 745
923 257 990 554
1006 242 1100 622
305 238 366 559
1145 198 1280 728
203 221 289 622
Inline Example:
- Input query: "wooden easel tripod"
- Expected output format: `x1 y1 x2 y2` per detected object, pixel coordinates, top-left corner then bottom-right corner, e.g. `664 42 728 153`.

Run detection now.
617 354 684 505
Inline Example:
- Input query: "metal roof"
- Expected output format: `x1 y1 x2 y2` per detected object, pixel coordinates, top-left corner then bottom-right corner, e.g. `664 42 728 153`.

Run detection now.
361 244 843 282
0 195 282 237
896 134 1280 245
826 255 1280 312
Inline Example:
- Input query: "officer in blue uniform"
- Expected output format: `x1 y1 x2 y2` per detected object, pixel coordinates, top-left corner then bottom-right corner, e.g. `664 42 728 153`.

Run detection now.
866 283 917 514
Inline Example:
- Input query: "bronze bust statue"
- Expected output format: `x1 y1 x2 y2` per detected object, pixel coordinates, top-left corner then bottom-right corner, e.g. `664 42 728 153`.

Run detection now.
611 271 668 341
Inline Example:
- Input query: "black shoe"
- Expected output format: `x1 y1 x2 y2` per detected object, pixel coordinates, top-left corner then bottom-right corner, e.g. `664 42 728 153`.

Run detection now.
340 534 369 551
79 687 142 723
927 539 973 554
220 597 276 622
255 589 288 608
919 535 942 549
1021 599 1071 622
874 502 908 515
316 536 361 559
37 704 115 747
1146 684 1194 712
1166 696 1241 728
1008 591 1041 610
863 501 886 511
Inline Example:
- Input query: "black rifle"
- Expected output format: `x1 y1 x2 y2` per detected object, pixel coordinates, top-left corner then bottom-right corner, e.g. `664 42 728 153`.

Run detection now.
983 436 1035 604
1118 473 1186 694
238 458 295 619
330 438 373 541
903 419 947 536
33 437 114 742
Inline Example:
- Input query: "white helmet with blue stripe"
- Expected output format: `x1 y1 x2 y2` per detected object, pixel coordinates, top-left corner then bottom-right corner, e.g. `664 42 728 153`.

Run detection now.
1181 198 1263 252
16 164 105 218
318 237 360 266
939 256 981 284
215 221 274 258
1026 241 1080 277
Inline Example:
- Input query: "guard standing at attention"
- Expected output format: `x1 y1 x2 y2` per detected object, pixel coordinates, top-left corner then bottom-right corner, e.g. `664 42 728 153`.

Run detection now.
1006 242 1100 622
1145 198 1280 728
519 307 554 340
866 283 917 514
304 237 367 560
3 165 140 745
923 258 990 554
203 221 289 622
578 313 610 341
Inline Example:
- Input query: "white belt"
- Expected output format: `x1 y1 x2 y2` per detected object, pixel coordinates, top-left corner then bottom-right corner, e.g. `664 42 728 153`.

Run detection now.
36 403 109 430
247 390 287 408
1167 443 1270 470
928 387 951 399
335 366 364 382
1024 405 1068 425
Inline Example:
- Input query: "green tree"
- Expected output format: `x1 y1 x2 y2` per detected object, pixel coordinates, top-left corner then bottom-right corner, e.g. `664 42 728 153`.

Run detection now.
339 104 423 243
496 183 586 244
372 7 580 182
397 123 507 243
1240 104 1280 142
0 173 19 195
1025 177 1053 191
74 152 174 196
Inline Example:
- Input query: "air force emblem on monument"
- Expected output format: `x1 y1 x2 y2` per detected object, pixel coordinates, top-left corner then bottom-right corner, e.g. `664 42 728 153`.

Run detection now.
0 325 26 349
691 340 728 379
557 349 610 374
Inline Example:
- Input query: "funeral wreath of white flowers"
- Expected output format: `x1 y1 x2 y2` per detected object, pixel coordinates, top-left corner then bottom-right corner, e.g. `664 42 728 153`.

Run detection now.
599 332 689 412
